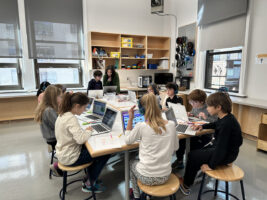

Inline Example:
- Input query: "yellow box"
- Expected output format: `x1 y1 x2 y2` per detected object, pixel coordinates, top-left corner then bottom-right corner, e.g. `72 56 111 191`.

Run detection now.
121 43 133 48
121 37 133 43
110 52 120 58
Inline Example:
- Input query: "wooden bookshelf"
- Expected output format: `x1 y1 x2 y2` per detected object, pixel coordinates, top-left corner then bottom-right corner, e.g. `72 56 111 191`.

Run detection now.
89 31 170 70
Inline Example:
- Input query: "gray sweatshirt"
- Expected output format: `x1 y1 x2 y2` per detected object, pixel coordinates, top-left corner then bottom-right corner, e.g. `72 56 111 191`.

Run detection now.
40 107 58 142
190 104 217 123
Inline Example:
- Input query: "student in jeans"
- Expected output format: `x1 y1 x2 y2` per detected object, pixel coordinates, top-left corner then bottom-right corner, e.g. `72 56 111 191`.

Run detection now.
147 83 161 109
172 89 218 169
125 93 179 200
179 92 243 195
162 82 183 111
103 65 120 94
55 92 110 193
35 85 63 149
87 70 103 95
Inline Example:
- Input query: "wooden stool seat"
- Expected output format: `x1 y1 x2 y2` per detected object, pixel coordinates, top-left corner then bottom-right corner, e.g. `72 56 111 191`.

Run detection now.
137 174 180 197
58 162 92 172
205 164 244 182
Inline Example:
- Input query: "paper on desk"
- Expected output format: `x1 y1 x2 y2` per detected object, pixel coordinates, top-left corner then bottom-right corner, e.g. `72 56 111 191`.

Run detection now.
109 101 136 109
93 135 122 151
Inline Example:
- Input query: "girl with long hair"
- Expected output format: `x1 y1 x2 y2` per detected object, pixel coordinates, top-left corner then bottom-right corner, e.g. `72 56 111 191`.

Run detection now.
125 93 179 200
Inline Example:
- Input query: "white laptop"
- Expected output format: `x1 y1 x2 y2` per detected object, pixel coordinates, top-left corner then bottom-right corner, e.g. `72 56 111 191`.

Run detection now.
85 100 106 121
91 107 118 135
88 90 103 99
165 107 196 135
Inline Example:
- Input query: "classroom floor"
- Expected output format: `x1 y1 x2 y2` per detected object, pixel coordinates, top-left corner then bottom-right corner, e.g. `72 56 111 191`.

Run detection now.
0 120 267 200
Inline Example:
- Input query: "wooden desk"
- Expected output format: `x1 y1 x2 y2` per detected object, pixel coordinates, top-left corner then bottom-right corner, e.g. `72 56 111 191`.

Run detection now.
85 129 214 200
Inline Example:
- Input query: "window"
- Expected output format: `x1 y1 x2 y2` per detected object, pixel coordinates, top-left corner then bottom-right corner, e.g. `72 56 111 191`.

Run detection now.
34 59 83 88
205 47 242 93
0 0 22 90
24 0 84 88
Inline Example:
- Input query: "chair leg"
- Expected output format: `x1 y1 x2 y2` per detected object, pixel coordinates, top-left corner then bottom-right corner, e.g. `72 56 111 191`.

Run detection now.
197 173 206 200
89 177 96 200
49 150 55 179
62 171 67 200
140 192 147 200
170 194 176 200
225 181 229 200
240 180 246 200
214 179 219 196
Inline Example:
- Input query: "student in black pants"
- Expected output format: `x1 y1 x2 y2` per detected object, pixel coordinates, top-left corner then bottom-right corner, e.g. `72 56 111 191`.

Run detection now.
179 92 243 196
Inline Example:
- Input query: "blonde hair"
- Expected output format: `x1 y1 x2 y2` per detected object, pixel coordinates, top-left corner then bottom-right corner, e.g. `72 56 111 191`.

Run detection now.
34 85 62 123
141 93 166 134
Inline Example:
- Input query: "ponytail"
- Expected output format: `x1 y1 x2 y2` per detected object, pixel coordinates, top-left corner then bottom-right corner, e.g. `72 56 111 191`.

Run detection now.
59 92 89 115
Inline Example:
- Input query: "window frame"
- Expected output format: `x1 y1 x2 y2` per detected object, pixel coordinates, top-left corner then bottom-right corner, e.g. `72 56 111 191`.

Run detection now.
204 48 242 93
0 59 23 90
34 59 83 89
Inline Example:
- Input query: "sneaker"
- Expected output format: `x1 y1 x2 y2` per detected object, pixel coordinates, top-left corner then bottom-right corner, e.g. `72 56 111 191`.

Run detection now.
82 183 106 193
172 160 184 169
49 163 63 177
179 183 191 196
82 178 103 187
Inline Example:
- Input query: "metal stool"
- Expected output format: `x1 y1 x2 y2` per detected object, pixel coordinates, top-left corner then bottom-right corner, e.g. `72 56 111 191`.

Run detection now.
58 162 96 200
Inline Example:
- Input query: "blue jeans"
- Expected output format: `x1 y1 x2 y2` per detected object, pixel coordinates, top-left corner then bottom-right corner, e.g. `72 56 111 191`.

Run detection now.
69 145 110 182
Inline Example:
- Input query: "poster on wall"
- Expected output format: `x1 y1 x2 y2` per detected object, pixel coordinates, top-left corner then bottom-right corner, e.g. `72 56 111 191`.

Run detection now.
256 54 267 64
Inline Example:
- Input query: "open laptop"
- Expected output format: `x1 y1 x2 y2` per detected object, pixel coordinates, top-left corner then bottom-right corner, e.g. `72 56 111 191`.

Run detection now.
121 109 145 131
165 107 196 135
85 100 106 120
91 107 118 135
86 97 94 110
103 86 117 94
88 90 103 99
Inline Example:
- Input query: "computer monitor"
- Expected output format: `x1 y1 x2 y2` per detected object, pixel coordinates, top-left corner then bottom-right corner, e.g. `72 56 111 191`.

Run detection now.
93 100 106 117
121 110 145 130
154 73 173 85
102 108 117 129
103 86 117 94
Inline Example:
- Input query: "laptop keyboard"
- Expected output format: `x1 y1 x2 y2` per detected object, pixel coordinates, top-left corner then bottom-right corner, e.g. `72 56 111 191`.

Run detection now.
91 124 108 133
176 124 188 133
86 115 100 120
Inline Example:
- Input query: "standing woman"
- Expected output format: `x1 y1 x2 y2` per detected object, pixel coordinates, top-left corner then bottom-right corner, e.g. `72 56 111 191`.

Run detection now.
103 65 120 94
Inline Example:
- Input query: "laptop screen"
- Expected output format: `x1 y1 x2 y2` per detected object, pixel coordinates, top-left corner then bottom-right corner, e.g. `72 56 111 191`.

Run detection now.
121 110 145 130
93 100 106 116
86 97 94 110
165 108 178 126
102 108 117 128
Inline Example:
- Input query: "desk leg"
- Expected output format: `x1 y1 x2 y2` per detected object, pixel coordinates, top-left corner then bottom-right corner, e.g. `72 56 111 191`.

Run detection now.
185 138 190 163
125 150 130 200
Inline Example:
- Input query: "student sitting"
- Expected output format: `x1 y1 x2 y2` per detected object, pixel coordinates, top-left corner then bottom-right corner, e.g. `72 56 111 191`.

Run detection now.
55 92 110 193
188 89 217 122
36 81 51 103
87 70 103 95
125 93 179 200
147 83 161 109
162 82 183 111
179 92 243 196
35 85 63 150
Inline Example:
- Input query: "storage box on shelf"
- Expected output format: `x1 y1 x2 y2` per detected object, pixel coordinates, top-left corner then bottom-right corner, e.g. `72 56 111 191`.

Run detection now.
257 113 267 151
89 32 170 70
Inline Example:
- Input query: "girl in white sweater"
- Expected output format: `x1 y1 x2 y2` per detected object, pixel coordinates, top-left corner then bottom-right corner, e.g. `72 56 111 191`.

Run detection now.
125 93 179 200
55 92 110 193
